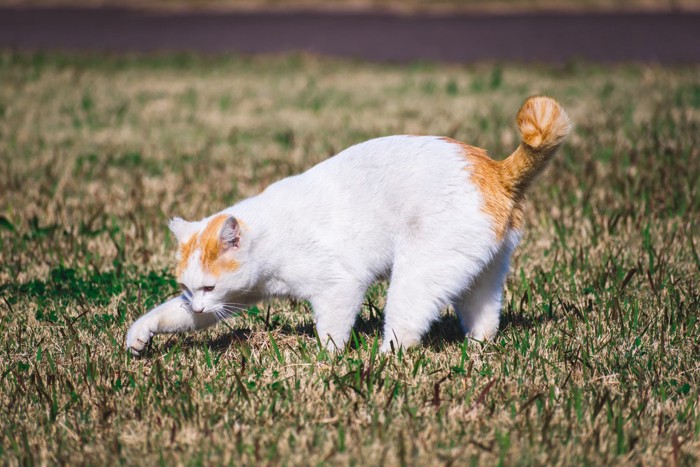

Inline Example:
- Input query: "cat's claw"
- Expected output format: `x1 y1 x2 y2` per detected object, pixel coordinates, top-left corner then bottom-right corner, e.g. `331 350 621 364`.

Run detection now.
126 320 154 355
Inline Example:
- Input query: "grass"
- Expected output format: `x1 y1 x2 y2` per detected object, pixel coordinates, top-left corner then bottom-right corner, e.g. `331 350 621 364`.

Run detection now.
0 51 699 464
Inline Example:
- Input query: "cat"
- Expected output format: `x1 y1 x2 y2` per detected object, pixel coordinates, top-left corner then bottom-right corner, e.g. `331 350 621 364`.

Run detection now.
126 96 571 355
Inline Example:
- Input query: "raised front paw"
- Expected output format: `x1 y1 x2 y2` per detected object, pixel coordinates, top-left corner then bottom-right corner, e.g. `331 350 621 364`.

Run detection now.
126 319 154 355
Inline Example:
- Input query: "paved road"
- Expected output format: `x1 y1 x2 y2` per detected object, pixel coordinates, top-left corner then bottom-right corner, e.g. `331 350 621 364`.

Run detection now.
1 7 699 63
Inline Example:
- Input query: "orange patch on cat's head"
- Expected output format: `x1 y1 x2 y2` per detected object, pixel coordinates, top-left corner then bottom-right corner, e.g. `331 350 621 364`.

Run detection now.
176 214 240 279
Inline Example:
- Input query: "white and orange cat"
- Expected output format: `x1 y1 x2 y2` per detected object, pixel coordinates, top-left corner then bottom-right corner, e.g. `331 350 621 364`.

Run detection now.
126 96 570 354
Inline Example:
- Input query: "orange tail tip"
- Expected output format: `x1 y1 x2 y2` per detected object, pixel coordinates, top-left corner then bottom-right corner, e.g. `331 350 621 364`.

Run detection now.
516 96 572 150
502 96 572 196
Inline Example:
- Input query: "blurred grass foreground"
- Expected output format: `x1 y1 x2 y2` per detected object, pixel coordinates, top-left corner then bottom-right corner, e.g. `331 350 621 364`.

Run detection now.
0 52 699 464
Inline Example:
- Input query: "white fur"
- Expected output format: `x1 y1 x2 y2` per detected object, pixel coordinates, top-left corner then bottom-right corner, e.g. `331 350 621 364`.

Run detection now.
127 136 521 354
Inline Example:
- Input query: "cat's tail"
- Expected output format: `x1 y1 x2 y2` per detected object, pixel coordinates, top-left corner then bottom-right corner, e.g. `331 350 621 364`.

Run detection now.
500 96 572 198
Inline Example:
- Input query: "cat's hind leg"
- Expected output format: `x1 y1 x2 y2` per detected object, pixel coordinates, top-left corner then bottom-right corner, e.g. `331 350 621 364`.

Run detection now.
454 238 517 341
126 296 219 355
379 242 488 353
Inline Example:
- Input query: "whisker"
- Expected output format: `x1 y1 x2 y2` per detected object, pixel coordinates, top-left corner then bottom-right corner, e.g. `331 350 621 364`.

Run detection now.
211 305 241 321
219 302 251 308
219 305 248 313
220 305 247 312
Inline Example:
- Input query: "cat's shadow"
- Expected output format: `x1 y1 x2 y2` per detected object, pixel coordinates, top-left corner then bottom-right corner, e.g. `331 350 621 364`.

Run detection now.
272 312 466 350
182 305 544 354
202 328 253 352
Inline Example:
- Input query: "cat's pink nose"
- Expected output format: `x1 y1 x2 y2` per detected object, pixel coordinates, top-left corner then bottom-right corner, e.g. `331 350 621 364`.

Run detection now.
192 306 204 313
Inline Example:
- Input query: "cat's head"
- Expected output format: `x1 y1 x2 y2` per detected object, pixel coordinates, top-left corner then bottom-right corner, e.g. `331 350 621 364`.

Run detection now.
169 214 252 316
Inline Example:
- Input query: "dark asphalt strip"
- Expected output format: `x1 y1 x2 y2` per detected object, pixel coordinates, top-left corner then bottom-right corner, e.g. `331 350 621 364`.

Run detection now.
0 7 699 63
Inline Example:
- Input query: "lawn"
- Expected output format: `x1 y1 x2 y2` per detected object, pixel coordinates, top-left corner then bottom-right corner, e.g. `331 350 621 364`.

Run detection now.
0 51 699 464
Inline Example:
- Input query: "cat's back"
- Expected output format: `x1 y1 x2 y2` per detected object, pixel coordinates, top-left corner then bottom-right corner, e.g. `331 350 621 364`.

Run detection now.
261 135 468 198
330 134 460 169
260 134 476 211
314 134 471 190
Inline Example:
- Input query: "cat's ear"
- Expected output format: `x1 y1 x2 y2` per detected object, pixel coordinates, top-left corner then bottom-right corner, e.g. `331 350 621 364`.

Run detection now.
219 216 240 251
168 217 199 244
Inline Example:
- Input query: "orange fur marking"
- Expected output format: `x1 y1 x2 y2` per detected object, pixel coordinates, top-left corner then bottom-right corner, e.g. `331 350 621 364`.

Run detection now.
177 235 198 278
510 204 524 231
441 137 522 240
501 96 571 198
176 214 240 279
448 97 569 238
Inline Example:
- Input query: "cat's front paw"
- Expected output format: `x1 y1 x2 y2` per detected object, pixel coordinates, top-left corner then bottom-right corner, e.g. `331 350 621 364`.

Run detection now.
126 319 154 355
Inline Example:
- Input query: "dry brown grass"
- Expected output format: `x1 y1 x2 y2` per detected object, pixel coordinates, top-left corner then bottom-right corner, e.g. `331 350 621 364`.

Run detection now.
0 52 699 464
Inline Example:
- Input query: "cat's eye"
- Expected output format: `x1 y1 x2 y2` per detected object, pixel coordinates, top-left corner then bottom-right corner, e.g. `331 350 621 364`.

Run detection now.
203 285 215 293
178 283 190 295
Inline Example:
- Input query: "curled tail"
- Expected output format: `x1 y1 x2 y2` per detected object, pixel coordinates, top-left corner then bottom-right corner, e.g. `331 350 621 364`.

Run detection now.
501 96 572 198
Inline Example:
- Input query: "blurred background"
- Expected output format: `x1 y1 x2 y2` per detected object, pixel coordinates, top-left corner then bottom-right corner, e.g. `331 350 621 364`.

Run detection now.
1 0 699 10
1 0 699 61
